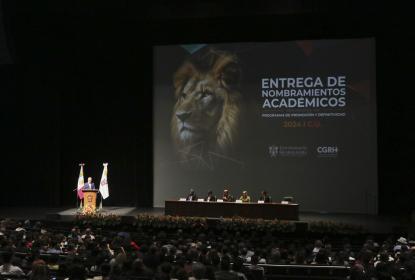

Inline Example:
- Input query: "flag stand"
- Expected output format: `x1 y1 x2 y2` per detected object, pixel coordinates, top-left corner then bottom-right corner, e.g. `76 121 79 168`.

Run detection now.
75 187 78 210
98 192 103 212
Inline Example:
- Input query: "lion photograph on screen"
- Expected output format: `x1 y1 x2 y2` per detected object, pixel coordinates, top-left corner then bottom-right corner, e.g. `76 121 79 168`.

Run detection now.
171 48 243 167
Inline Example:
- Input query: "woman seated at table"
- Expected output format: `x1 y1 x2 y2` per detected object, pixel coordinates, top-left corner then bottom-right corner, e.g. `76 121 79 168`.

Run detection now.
222 189 234 202
205 190 216 202
239 191 251 203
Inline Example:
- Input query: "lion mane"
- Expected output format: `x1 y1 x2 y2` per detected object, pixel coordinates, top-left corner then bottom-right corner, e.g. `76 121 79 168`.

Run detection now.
171 48 242 161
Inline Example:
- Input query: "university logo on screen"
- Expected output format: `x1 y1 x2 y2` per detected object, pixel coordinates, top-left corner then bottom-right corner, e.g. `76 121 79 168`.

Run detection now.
269 146 307 158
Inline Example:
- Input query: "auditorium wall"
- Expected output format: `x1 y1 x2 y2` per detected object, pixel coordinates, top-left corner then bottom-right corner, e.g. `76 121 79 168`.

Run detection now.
0 2 414 215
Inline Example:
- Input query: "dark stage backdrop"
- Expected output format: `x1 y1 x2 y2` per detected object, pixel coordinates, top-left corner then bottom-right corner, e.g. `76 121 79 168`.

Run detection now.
0 2 414 215
0 2 11 64
153 39 377 214
0 1 153 208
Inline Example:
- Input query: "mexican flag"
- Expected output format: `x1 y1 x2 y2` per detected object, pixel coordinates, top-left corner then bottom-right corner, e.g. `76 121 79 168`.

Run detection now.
77 164 85 199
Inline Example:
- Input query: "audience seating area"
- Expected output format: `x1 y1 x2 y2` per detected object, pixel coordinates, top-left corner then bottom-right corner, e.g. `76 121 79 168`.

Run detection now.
0 217 414 280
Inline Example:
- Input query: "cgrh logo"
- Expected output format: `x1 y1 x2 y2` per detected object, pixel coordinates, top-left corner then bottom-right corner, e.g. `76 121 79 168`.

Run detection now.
317 146 339 157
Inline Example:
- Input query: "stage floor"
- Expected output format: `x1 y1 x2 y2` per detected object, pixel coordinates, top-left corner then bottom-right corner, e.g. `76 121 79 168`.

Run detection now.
0 207 164 221
57 206 138 220
0 206 410 234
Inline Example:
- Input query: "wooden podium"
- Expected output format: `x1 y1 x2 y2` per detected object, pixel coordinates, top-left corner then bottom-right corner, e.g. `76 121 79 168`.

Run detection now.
82 190 98 214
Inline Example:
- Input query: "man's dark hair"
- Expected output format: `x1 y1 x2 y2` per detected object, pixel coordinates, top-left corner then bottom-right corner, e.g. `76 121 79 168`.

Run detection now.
232 257 245 272
315 249 329 264
1 249 13 263
68 264 86 280
220 255 231 271
251 254 259 265
100 263 111 277
210 252 221 267
192 262 206 279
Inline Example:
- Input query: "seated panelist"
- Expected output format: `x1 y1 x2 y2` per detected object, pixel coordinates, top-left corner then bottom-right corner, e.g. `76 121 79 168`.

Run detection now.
239 191 251 203
205 190 216 202
259 190 272 203
186 189 198 201
222 189 234 202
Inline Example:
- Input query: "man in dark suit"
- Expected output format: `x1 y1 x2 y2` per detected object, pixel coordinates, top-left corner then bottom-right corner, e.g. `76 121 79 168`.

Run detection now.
83 177 95 190
205 190 216 202
186 189 198 201
259 190 272 203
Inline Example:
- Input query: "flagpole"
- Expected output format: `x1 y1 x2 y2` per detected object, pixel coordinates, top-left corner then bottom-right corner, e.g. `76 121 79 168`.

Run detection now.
75 186 78 210
99 192 103 211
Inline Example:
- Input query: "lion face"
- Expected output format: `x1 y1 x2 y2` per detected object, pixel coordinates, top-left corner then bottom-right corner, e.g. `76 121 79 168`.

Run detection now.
171 49 241 159
173 76 225 143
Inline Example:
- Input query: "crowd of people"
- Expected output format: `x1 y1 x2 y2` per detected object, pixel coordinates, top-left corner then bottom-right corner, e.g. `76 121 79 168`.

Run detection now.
0 218 415 280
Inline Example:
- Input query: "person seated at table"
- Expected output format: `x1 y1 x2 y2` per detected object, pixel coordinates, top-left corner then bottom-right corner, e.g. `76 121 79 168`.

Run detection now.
259 190 272 203
239 191 251 203
186 189 198 201
205 190 216 202
222 189 234 202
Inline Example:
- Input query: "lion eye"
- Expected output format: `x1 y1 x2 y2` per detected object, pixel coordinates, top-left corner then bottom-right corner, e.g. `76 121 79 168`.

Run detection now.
180 93 187 100
201 91 212 99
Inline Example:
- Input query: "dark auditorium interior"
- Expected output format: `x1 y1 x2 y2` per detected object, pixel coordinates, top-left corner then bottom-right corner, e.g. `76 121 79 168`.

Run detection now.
0 1 414 280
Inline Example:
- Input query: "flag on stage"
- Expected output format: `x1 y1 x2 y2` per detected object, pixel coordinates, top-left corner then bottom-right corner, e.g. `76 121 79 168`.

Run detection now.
99 163 109 199
77 164 85 199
